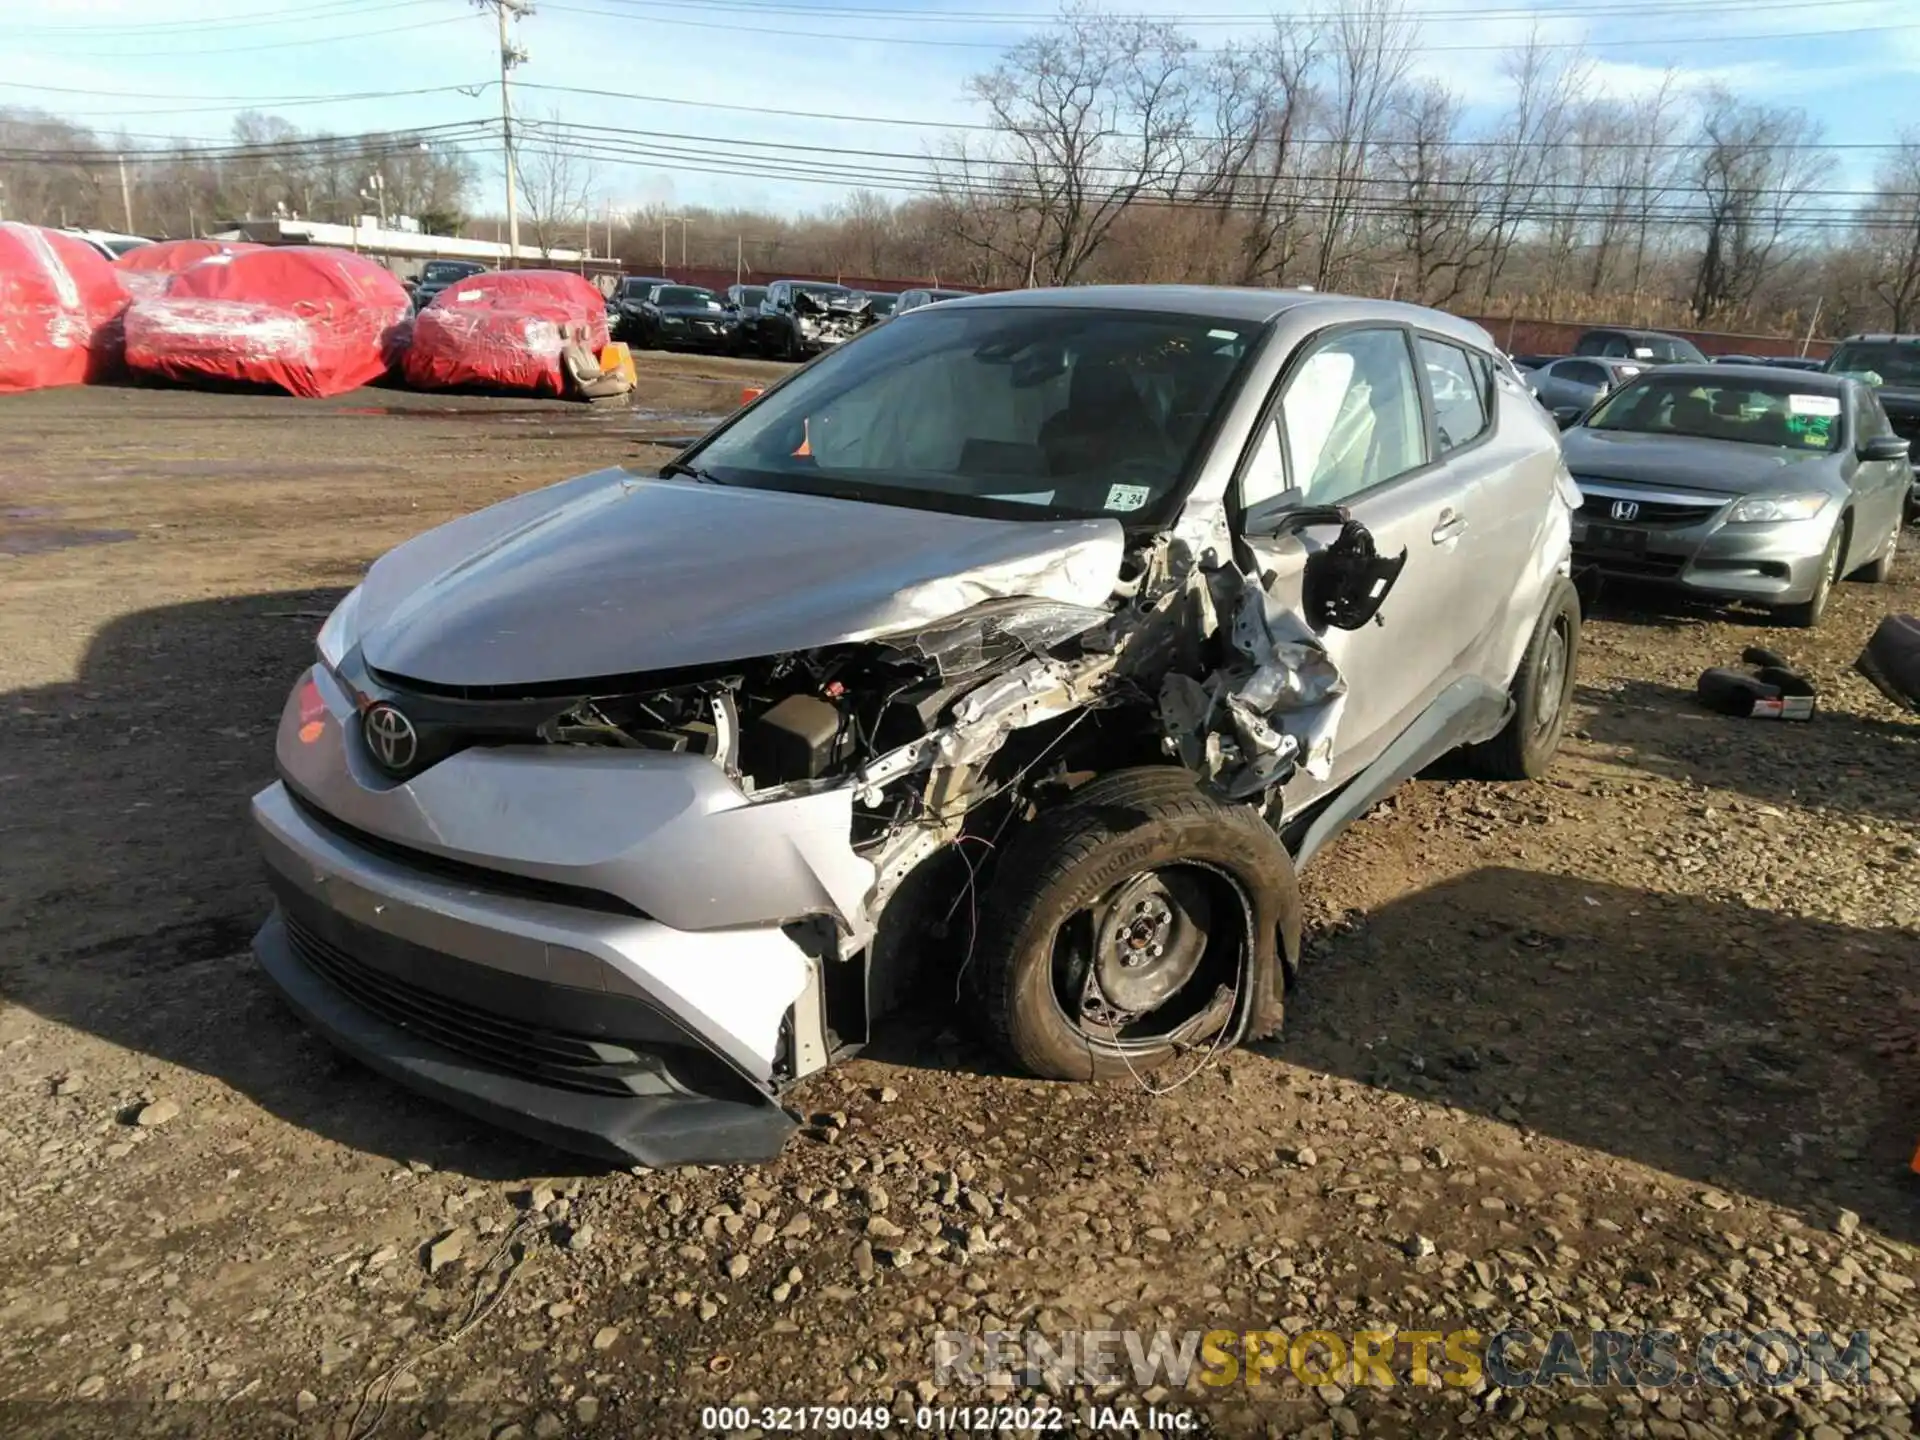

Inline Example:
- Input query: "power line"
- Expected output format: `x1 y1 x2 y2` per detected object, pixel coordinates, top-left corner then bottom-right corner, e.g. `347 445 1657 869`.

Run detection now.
474 129 1906 227
0 122 495 167
537 0 1917 52
510 82 1903 150
571 0 1880 26
11 14 467 59
9 0 442 37
0 80 496 120
519 117 1908 201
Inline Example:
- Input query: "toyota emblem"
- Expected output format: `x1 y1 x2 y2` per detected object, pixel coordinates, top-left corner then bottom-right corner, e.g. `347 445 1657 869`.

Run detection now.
363 703 418 774
1609 500 1640 522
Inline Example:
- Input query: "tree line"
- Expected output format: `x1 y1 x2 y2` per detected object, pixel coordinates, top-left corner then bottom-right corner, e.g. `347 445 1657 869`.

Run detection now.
6 0 1920 338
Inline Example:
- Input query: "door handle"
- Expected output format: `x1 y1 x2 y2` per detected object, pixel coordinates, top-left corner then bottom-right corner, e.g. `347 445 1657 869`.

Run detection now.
1431 509 1468 545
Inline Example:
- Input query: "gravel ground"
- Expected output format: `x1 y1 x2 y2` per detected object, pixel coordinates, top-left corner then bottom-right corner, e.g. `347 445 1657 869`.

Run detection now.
0 368 1916 1440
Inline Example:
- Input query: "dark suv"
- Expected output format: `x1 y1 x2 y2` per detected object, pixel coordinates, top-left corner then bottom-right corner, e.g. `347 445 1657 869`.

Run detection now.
1829 334 1920 520
1572 327 1707 366
411 259 488 311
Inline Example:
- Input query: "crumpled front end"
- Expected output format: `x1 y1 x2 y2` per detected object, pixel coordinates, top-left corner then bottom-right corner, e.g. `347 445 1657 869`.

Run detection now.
253 477 1382 1164
252 661 874 1165
793 290 875 351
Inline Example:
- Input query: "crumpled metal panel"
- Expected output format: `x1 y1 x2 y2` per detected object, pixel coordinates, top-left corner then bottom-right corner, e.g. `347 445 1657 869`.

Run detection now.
278 664 877 933
354 469 1127 687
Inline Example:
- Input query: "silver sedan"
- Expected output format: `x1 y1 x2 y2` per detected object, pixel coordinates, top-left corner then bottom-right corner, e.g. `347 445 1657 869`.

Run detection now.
1561 364 1909 626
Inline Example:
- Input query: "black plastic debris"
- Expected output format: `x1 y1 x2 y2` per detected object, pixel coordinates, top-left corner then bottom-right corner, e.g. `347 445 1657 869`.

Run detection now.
1854 614 1920 714
1695 645 1817 721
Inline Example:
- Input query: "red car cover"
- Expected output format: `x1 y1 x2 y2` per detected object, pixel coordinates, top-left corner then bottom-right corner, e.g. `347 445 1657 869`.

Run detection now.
123 246 411 399
115 238 264 299
0 223 130 393
402 269 610 396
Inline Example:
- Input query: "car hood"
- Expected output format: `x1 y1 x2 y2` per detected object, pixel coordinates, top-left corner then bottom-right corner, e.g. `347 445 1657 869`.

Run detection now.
1875 384 1920 416
355 469 1127 687
1559 428 1840 495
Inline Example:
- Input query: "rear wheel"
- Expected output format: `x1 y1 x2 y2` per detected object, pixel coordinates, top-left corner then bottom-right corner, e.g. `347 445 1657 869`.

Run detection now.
971 768 1299 1082
1465 576 1581 781
1774 518 1846 628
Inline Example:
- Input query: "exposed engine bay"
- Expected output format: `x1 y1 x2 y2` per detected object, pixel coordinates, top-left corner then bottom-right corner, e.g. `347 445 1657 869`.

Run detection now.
793 287 875 348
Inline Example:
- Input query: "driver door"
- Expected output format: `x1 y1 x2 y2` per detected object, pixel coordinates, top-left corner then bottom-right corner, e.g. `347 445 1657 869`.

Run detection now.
1235 325 1486 801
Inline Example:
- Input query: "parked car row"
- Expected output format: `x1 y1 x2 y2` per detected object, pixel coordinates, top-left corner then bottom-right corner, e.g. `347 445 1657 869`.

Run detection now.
603 277 973 357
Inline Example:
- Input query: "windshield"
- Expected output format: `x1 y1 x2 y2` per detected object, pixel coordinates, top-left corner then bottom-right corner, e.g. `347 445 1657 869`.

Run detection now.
423 262 479 282
1577 332 1705 364
1587 374 1844 452
655 286 717 307
866 294 899 316
1827 341 1920 387
794 284 850 300
619 279 658 299
686 306 1261 523
736 287 767 307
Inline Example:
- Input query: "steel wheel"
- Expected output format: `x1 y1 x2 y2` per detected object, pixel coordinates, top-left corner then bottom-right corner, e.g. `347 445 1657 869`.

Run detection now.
1049 864 1241 1052
1531 611 1572 740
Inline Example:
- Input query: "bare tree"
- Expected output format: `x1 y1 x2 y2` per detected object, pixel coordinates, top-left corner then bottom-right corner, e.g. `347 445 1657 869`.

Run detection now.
1864 129 1920 331
1310 0 1415 291
1476 34 1590 303
1188 20 1322 285
1688 87 1827 323
936 6 1197 286
1381 81 1485 305
516 111 597 259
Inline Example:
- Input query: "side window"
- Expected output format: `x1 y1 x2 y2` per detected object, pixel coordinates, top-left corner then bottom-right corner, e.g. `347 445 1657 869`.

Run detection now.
1240 414 1289 510
1561 360 1604 387
1417 336 1491 454
1276 328 1427 506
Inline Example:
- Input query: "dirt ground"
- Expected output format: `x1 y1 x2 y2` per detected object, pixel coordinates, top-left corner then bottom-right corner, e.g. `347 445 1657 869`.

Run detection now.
1 359 1917 1440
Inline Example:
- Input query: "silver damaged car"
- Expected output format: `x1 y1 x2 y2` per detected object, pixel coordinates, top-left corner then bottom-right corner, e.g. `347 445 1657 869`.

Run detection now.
251 287 1583 1165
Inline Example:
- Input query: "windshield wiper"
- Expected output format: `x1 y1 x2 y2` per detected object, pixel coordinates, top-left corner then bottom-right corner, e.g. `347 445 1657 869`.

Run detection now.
659 459 722 483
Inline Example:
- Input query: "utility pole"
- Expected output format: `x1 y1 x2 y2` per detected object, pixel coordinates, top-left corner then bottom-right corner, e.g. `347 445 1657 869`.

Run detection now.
474 0 531 266
735 234 742 286
117 154 134 233
604 197 613 258
660 215 687 270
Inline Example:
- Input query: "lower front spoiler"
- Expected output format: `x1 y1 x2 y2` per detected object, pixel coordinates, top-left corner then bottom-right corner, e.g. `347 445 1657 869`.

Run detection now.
254 909 798 1167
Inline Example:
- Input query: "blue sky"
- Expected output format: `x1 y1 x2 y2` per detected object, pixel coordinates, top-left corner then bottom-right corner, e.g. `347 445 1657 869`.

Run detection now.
5 0 1918 220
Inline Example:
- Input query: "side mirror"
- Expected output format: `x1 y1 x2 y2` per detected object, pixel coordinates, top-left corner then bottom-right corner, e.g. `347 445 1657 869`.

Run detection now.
1859 434 1911 463
1239 487 1311 538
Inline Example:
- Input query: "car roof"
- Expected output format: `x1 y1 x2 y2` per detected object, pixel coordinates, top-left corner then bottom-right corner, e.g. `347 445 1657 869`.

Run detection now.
1633 362 1849 389
1834 333 1920 344
930 285 1496 349
1580 325 1691 341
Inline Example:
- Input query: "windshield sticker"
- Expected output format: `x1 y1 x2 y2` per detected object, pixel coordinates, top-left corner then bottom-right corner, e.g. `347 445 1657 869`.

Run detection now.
1105 483 1151 512
1787 414 1834 446
1207 329 1238 341
455 289 483 302
1787 393 1840 417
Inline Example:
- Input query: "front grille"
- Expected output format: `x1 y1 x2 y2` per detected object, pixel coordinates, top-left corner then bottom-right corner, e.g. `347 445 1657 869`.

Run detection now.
1572 547 1686 579
1577 493 1721 526
284 912 671 1098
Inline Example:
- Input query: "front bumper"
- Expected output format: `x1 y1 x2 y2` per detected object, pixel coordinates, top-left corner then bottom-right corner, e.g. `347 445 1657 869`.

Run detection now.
251 780 805 1165
1570 482 1837 603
